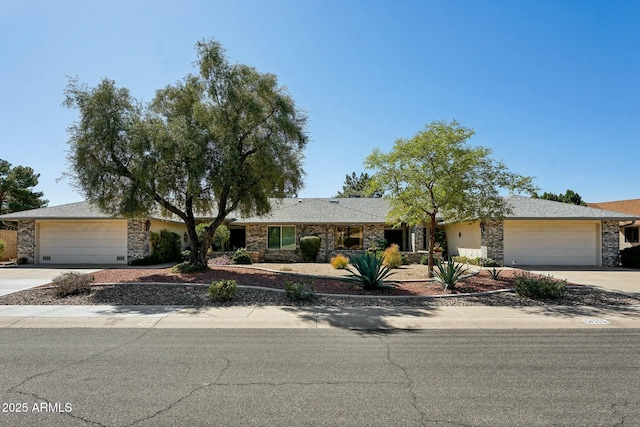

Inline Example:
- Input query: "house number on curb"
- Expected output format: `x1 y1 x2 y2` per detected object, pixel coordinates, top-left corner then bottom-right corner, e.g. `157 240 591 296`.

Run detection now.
582 318 611 325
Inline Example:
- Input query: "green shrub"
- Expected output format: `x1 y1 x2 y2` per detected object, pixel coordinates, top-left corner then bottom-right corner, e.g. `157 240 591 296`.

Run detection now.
488 267 502 280
150 229 181 263
180 250 191 262
330 254 350 269
514 273 567 300
232 248 252 265
300 236 321 262
478 258 501 267
171 261 208 273
197 223 231 251
344 252 395 290
433 259 468 291
621 246 640 269
209 279 238 302
284 280 316 301
53 272 94 297
453 255 471 264
382 244 403 268
17 257 28 265
130 254 163 266
0 239 5 257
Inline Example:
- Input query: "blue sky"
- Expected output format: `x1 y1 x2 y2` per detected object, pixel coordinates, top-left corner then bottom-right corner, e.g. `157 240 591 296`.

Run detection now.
1 0 638 206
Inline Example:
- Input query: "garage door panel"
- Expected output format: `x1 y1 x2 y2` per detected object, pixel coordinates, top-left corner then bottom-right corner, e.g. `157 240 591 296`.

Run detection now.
38 221 128 265
504 221 599 266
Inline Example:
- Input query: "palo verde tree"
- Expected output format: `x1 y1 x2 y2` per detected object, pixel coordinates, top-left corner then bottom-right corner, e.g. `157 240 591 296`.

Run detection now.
64 39 308 267
335 172 383 198
0 159 48 216
365 120 537 276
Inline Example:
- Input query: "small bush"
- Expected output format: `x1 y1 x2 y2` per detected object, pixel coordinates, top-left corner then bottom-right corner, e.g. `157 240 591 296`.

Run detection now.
150 229 182 263
17 257 28 265
180 250 191 262
300 236 321 262
330 254 350 269
53 272 94 298
130 254 163 266
433 259 468 291
621 245 640 269
514 273 567 300
0 239 5 257
284 280 316 301
488 267 502 280
209 279 238 302
171 261 208 273
382 244 403 268
232 248 253 265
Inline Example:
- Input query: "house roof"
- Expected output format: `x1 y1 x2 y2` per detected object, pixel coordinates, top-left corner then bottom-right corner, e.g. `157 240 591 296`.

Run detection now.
587 198 640 216
503 195 639 220
0 201 118 220
1 195 636 223
233 198 390 224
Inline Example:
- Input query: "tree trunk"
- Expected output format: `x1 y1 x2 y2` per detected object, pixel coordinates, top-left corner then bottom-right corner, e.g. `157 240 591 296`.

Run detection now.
427 214 437 278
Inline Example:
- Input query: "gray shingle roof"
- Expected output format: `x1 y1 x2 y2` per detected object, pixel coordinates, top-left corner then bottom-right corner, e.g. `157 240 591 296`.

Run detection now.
234 198 390 224
1 195 636 223
0 201 116 220
503 195 639 220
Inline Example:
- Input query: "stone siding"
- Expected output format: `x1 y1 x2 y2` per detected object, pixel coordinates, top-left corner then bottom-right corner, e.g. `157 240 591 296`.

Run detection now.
17 220 35 264
601 220 620 267
127 219 150 264
0 229 17 260
245 223 386 263
480 220 504 263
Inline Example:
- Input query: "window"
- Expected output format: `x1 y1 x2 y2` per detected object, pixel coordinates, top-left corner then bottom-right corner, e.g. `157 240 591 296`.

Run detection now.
335 226 363 249
625 227 639 243
268 226 296 250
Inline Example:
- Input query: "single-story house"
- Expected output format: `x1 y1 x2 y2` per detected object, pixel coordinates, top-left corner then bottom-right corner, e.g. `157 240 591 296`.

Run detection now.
588 199 640 250
0 195 637 267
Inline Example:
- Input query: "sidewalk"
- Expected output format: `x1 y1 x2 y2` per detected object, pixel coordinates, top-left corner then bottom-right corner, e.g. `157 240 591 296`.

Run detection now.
1 304 638 329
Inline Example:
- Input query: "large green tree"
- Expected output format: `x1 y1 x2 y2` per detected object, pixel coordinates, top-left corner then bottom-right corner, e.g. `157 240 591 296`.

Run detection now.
532 189 586 206
335 172 383 198
64 39 308 266
365 120 537 276
0 159 48 216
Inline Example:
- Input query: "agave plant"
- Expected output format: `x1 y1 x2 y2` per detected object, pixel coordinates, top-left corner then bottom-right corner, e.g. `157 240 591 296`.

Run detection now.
343 252 395 290
433 259 468 291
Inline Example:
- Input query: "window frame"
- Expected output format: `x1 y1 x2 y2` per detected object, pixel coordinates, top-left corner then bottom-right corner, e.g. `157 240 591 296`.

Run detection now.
624 227 639 243
335 225 363 250
267 225 296 250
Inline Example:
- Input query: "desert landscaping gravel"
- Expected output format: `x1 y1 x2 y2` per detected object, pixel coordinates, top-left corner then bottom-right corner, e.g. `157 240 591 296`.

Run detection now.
0 263 638 308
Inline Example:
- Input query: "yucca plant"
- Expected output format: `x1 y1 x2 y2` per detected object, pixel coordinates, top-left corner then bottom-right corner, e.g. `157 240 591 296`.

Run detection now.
433 259 468 291
343 252 395 290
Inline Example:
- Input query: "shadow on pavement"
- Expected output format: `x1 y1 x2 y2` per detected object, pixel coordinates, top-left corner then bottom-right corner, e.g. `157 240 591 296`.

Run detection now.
282 305 438 333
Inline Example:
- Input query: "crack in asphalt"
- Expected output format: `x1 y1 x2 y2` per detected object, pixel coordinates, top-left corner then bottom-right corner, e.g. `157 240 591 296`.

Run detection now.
6 328 154 427
127 356 231 427
376 334 426 426
609 400 638 427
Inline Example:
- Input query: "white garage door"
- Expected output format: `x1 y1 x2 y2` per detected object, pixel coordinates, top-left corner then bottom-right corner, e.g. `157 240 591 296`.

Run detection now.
38 221 128 264
504 220 599 266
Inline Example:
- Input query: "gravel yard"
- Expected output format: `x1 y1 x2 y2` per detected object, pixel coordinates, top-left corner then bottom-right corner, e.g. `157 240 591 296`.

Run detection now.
0 263 638 307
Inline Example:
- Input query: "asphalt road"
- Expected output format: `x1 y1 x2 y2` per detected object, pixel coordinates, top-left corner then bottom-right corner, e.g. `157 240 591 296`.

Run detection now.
1 329 639 426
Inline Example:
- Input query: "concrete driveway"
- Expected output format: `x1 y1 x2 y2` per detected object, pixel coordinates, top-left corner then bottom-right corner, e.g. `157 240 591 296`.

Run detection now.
522 266 640 295
0 266 101 296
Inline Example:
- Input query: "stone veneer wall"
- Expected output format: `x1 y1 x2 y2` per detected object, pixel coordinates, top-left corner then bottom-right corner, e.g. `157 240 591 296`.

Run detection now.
17 220 35 263
245 223 386 262
480 220 504 263
127 219 150 264
601 220 620 267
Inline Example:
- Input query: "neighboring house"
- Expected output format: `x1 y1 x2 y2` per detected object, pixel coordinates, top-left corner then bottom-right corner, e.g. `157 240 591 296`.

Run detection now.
0 195 637 267
588 199 640 250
